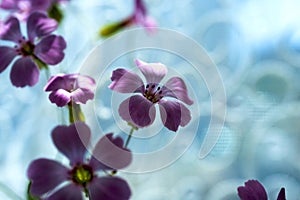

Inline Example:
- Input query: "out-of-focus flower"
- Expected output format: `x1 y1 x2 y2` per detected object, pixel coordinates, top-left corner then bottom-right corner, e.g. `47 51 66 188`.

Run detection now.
0 0 69 22
27 122 132 200
0 12 66 87
44 73 96 107
100 0 156 37
238 180 286 200
109 59 193 132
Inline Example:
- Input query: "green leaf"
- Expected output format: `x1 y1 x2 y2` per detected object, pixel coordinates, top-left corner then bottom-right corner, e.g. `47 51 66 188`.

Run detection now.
48 3 64 24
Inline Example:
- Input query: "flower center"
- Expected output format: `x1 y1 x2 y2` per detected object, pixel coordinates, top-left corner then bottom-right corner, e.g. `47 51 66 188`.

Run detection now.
15 38 35 56
143 84 163 103
71 165 93 186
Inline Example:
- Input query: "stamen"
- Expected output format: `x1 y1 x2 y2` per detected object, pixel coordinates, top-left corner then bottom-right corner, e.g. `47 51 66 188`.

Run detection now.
146 84 149 88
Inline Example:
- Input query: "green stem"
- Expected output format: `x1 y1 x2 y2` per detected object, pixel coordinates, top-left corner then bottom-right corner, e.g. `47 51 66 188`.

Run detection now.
83 187 91 200
68 103 75 124
68 102 85 124
124 126 135 148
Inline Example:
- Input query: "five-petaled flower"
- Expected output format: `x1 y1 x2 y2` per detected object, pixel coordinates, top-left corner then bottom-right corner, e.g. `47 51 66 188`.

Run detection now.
27 122 132 200
109 59 193 132
100 0 156 37
238 180 286 200
44 73 96 107
0 12 66 87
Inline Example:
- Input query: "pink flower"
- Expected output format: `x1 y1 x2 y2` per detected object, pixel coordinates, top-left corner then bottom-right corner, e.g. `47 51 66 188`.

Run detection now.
27 122 132 200
0 12 66 87
44 73 96 107
238 180 286 200
109 59 193 132
100 0 156 37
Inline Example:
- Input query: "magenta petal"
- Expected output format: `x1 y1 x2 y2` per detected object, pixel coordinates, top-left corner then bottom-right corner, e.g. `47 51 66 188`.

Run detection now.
0 17 22 43
88 177 131 200
108 68 144 93
27 12 58 41
158 99 191 132
45 74 79 91
89 133 132 170
49 89 71 107
238 180 268 200
277 188 286 200
0 0 18 9
0 46 17 73
163 77 194 105
135 59 167 84
134 0 146 16
118 95 156 127
34 35 66 65
46 184 83 200
141 16 157 33
10 57 39 87
75 74 96 91
52 122 91 166
27 158 69 196
71 88 94 104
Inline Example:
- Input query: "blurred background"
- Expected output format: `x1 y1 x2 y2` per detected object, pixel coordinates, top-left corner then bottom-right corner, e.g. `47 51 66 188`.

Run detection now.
1 0 300 199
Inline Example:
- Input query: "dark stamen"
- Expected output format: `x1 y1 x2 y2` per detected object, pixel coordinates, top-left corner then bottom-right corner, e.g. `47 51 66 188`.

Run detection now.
157 87 160 90
146 84 149 88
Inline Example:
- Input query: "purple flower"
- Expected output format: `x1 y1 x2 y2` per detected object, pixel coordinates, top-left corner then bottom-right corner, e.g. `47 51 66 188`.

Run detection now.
0 12 66 87
27 122 132 200
100 0 156 37
132 0 156 33
109 59 193 132
0 0 69 21
44 73 96 107
238 180 286 200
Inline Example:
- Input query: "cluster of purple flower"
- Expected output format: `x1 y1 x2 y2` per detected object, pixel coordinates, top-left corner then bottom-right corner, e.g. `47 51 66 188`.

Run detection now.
0 0 288 199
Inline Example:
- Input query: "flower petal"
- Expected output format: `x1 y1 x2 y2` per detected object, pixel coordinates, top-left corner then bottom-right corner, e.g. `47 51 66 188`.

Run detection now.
135 59 167 84
237 180 268 200
27 158 69 196
88 177 131 200
34 35 66 65
27 12 58 41
44 74 72 91
0 46 17 73
71 88 94 104
163 77 194 105
46 184 83 200
0 16 22 43
71 74 96 103
49 89 71 107
158 99 191 132
108 68 144 93
10 57 39 87
140 16 157 33
277 188 286 200
134 0 146 16
52 122 91 166
75 74 96 91
118 95 156 127
0 0 18 9
89 133 132 170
